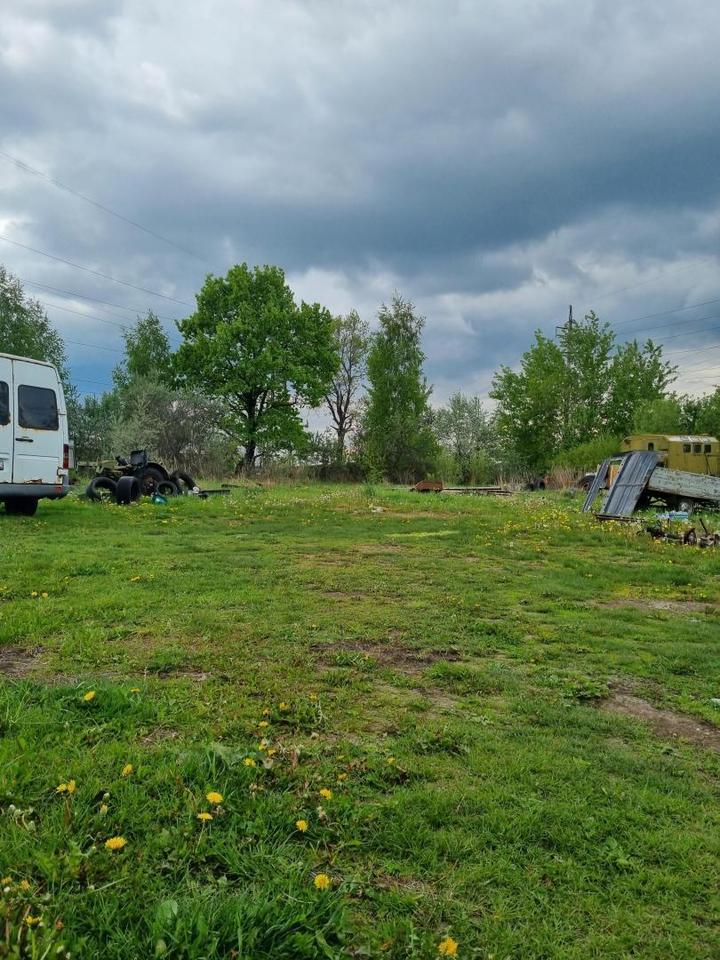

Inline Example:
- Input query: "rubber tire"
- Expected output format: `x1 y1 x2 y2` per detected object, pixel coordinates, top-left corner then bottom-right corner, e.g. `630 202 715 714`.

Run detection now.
157 480 180 497
678 498 695 514
171 470 196 493
4 497 39 516
137 467 165 495
86 476 118 502
116 475 141 505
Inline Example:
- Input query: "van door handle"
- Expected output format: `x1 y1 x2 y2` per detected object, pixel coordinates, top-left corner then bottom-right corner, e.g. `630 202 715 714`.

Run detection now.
15 437 33 443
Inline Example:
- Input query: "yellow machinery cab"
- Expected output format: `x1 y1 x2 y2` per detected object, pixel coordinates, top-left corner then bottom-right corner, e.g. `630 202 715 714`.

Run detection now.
620 434 720 477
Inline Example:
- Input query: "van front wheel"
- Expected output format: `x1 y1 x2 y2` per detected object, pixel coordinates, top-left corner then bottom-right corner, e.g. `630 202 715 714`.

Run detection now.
4 498 39 516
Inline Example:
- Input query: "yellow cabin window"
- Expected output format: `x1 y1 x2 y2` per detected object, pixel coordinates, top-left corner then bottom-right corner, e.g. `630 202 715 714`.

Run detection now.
693 444 701 454
705 444 712 454
647 442 654 451
683 443 691 453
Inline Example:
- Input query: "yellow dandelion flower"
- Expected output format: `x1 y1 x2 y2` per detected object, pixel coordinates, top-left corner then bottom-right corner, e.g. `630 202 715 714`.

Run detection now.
25 915 41 926
121 764 133 777
258 720 269 728
309 693 318 701
438 936 459 956
83 690 96 702
197 812 214 822
267 748 277 757
41 592 49 599
130 687 140 694
262 708 271 716
386 756 397 765
337 773 348 782
130 576 141 582
19 880 31 892
313 873 331 891
296 819 308 832
31 591 38 598
1 877 11 885
243 757 256 767
99 804 109 815
56 782 68 793
206 791 223 804
319 788 333 800
104 836 127 851
66 779 76 794
257 742 267 752
279 702 288 711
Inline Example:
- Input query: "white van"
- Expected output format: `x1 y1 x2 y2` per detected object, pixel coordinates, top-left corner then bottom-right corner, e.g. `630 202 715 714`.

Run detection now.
0 353 71 516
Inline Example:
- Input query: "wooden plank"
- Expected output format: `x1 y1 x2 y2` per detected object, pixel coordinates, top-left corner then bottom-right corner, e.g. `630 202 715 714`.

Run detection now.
647 468 720 501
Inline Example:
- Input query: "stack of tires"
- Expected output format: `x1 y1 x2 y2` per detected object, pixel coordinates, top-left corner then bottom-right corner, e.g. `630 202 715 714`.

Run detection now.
86 470 196 504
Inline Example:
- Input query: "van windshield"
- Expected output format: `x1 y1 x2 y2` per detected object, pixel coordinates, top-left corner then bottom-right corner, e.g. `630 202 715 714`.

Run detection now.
0 381 8 425
18 385 59 430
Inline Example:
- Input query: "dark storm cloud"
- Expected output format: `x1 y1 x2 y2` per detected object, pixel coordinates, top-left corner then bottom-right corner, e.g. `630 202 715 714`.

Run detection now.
1 0 719 399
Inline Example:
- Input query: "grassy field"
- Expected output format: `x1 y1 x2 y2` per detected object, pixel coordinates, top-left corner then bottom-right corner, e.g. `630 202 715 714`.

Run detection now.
1 484 720 959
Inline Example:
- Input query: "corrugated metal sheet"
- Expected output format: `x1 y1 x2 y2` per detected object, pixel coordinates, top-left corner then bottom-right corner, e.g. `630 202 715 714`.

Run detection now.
582 458 611 513
598 451 658 518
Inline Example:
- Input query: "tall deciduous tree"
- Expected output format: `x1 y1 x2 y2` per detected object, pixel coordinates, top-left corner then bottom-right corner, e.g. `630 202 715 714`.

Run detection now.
490 311 676 472
175 263 338 469
434 392 498 483
324 310 369 461
113 310 172 388
0 265 68 378
362 295 438 481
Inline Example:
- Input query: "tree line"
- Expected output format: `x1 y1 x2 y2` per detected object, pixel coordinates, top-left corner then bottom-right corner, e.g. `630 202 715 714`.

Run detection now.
2 261 720 481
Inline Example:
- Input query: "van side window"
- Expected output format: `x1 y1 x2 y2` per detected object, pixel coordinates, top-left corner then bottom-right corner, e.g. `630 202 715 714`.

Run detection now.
0 381 8 425
705 444 712 454
683 443 691 453
693 443 701 454
18 385 59 430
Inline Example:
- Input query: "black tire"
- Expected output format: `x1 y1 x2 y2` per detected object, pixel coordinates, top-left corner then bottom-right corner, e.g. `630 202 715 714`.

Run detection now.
137 467 165 496
156 480 180 497
4 497 39 516
677 498 695 514
86 476 118 502
171 470 196 492
116 475 141 505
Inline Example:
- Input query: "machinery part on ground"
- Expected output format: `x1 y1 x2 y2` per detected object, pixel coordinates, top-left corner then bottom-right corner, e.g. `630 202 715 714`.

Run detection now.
115 476 141 505
138 467 166 495
171 470 196 492
3 497 39 516
156 480 180 497
527 477 547 491
86 476 118 502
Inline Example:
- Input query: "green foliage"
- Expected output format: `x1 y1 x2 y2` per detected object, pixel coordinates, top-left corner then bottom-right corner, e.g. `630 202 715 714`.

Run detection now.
553 434 620 471
324 311 370 462
491 312 677 472
361 295 438 482
0 265 68 380
175 264 338 469
433 392 499 483
113 311 172 388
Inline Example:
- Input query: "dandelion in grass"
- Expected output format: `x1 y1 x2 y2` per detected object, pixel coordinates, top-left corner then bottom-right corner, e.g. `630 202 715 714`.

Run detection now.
130 688 140 694
295 819 308 832
99 804 109 815
197 812 213 822
258 720 269 729
386 756 397 765
267 748 277 757
337 773 348 782
313 873 331 891
206 791 223 804
25 915 41 927
262 708 271 716
130 576 141 582
19 880 30 892
243 757 256 767
438 936 459 956
105 836 127 851
279 702 289 711
319 788 333 800
121 764 133 777
31 591 38 597
41 592 48 599
83 690 96 702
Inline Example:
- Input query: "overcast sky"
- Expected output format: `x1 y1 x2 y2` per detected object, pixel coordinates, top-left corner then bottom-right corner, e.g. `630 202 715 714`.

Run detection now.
1 0 719 406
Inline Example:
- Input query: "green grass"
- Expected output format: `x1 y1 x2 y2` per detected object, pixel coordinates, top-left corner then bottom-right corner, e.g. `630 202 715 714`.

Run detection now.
1 485 720 958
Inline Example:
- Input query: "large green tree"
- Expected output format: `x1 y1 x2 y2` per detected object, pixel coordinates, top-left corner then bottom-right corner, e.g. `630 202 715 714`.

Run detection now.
361 295 438 482
491 311 676 472
113 310 172 388
0 265 68 378
175 264 338 469
434 392 499 484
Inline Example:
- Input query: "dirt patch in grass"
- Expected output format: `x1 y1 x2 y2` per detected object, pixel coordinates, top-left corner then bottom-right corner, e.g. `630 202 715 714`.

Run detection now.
601 598 718 613
601 692 720 752
0 645 44 678
140 728 179 747
313 639 462 675
355 544 403 555
154 668 209 682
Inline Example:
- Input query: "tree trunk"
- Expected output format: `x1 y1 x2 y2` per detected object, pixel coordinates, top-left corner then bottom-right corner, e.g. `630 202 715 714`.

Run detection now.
243 441 256 472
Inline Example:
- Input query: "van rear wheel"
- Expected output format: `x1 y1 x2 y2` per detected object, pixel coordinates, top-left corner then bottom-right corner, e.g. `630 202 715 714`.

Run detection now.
4 498 39 516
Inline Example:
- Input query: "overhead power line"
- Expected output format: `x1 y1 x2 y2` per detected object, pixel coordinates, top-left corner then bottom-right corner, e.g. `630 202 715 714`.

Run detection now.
20 277 180 322
0 234 193 307
614 295 720 330
0 149 206 264
587 255 718 304
37 299 126 330
64 337 123 354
